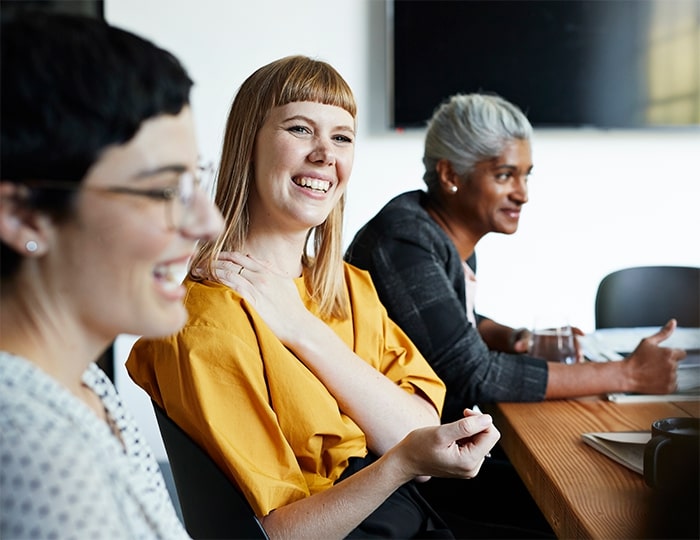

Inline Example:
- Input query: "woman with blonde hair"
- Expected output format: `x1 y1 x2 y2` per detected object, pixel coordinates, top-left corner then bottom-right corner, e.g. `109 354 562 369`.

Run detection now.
127 56 499 539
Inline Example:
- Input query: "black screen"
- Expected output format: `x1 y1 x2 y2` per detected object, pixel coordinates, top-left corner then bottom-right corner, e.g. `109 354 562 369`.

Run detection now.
391 0 700 128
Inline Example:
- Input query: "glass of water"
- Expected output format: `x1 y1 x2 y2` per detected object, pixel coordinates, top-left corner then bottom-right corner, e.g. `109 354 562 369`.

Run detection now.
530 315 576 364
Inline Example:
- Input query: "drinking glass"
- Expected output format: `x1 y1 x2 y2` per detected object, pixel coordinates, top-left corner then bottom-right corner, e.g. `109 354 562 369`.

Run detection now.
530 315 576 364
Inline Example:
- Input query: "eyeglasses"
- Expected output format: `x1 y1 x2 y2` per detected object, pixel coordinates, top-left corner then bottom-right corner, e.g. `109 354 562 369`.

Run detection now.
20 163 215 230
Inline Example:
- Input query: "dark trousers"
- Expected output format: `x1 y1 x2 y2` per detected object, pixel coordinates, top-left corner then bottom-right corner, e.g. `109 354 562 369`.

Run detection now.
416 444 555 539
340 453 454 539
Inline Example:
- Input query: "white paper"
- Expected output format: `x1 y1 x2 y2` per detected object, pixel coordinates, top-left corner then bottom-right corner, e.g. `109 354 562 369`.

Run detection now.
581 431 650 474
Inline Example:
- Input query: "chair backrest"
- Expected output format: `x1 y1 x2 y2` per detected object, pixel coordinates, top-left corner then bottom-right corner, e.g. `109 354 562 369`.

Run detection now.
595 266 700 329
152 402 269 540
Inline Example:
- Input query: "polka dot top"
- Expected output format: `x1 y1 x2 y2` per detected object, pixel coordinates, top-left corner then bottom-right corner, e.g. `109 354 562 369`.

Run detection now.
0 351 189 540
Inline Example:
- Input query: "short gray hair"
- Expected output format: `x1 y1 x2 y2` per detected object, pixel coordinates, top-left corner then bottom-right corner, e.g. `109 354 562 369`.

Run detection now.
422 93 532 191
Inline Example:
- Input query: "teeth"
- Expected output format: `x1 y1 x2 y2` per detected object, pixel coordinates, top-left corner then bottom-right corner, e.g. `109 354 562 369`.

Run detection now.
293 177 330 193
154 261 189 291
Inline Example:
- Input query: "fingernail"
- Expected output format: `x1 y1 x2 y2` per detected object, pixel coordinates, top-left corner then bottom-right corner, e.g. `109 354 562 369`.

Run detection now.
477 414 492 426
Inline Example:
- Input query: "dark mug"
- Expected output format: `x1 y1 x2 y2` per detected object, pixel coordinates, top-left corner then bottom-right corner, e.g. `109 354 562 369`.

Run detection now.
643 417 699 538
644 416 700 491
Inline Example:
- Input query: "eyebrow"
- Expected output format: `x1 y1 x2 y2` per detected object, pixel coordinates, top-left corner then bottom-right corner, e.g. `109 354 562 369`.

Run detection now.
133 164 188 179
494 163 533 173
284 114 356 134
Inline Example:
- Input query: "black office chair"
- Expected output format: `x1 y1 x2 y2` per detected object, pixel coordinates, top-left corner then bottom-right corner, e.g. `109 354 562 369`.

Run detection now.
595 266 700 329
152 402 269 540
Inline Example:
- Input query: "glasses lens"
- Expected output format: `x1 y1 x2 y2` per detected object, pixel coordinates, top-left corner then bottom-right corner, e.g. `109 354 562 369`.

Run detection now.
197 163 216 200
172 163 215 229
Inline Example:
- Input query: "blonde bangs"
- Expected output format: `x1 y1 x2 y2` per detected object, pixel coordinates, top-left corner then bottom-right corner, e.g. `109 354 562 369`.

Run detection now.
273 57 357 119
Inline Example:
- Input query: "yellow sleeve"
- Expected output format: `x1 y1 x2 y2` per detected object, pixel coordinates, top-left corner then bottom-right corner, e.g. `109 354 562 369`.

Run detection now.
126 282 312 517
342 264 447 414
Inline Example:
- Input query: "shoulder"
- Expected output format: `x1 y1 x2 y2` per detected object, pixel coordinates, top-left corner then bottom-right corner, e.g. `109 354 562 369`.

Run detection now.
365 190 432 231
342 262 379 295
181 277 251 330
341 262 386 305
347 191 449 261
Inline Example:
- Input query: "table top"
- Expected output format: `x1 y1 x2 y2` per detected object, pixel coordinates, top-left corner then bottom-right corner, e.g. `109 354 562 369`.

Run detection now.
486 397 700 539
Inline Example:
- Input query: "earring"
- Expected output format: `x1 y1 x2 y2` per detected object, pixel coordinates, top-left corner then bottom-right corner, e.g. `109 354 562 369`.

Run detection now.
25 240 39 253
450 185 458 193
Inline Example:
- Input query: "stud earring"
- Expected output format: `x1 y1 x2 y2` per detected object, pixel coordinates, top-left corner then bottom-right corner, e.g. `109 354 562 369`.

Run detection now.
450 185 458 193
25 240 39 253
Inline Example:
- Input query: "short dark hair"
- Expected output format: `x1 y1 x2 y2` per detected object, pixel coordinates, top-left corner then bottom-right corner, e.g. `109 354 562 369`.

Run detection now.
1 12 194 277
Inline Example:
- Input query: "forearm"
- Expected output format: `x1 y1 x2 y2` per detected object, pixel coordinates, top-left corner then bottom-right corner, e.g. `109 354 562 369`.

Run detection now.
287 314 440 454
544 360 628 399
261 452 409 540
261 414 500 540
477 318 521 353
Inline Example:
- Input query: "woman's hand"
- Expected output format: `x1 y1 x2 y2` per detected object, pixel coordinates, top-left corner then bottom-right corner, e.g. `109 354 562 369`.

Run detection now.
208 251 315 345
260 410 500 540
622 319 687 394
390 409 500 482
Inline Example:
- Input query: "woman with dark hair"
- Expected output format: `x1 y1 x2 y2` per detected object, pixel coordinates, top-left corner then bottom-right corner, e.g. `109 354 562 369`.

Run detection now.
127 56 500 539
0 13 223 538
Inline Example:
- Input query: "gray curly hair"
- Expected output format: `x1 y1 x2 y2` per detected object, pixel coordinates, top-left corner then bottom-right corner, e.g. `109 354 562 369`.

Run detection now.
422 93 532 191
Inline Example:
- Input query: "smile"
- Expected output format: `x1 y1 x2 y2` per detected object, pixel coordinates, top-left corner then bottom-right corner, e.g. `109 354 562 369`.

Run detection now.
154 260 189 292
293 176 330 193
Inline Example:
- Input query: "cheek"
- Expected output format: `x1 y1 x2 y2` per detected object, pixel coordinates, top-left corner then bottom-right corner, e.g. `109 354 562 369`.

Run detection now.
337 153 355 185
85 209 175 274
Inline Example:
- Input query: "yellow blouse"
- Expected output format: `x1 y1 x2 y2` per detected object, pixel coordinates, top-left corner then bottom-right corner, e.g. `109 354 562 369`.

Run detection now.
127 263 445 517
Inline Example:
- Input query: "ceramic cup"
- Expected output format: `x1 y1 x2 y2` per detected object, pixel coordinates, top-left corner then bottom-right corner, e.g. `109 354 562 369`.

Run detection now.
643 417 699 537
644 416 700 492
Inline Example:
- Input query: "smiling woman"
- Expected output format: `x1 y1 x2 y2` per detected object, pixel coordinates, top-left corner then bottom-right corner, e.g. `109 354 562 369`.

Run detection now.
0 12 222 539
344 92 687 537
126 55 501 539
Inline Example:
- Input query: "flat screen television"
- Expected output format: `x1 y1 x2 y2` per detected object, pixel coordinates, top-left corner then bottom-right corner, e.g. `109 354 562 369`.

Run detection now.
389 0 700 129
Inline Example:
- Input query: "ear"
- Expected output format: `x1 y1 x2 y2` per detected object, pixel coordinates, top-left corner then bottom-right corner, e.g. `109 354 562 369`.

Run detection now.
0 182 51 256
435 159 460 194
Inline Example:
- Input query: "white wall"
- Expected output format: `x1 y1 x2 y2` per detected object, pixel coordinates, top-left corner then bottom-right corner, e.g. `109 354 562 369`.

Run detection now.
106 0 700 461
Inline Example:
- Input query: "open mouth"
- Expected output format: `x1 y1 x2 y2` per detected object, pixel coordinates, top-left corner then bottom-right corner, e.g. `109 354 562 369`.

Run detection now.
153 261 189 293
292 176 331 193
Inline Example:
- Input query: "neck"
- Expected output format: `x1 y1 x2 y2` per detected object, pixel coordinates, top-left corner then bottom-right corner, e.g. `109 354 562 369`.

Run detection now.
424 195 482 261
1 290 109 398
242 229 307 278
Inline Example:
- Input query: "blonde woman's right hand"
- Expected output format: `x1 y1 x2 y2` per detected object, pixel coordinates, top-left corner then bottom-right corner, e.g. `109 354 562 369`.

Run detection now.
211 251 316 344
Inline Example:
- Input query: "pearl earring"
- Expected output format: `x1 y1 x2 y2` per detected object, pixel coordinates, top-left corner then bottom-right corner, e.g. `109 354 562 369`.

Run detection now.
25 240 39 253
450 185 458 193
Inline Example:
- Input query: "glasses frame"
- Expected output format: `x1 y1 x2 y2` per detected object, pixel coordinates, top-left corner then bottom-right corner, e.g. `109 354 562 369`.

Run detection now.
18 163 215 230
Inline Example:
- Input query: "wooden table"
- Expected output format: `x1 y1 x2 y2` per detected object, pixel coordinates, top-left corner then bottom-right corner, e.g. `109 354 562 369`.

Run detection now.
486 398 700 539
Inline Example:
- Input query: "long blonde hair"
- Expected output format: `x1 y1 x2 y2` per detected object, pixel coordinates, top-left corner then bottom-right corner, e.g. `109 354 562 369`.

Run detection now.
190 55 357 320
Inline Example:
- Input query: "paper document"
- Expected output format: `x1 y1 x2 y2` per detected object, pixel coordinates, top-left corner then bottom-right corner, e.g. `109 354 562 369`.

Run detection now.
581 431 651 474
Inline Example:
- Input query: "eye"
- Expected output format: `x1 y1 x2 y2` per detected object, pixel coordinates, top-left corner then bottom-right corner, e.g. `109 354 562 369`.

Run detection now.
287 125 312 135
333 134 353 144
495 172 512 182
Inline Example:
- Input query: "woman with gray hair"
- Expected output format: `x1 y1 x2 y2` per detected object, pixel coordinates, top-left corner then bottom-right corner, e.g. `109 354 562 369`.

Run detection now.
345 92 685 537
347 92 683 419
422 93 532 193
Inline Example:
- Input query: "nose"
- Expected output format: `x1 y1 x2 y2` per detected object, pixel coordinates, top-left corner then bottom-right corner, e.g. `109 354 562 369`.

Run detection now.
309 137 335 166
180 188 224 241
511 176 528 204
